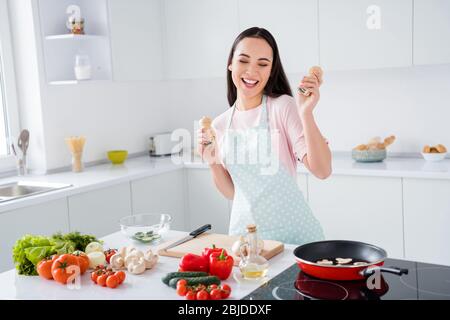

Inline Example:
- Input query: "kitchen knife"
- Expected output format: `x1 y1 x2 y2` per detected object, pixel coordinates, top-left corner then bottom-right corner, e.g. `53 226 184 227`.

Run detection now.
161 224 211 251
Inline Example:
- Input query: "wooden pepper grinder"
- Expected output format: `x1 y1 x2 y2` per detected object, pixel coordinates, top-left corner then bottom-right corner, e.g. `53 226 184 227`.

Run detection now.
298 66 324 96
199 116 215 145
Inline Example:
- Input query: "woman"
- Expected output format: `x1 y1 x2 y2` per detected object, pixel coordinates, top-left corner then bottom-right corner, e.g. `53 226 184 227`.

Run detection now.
197 27 331 245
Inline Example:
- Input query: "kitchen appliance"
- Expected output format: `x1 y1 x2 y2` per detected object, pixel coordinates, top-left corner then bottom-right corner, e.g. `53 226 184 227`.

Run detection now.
293 240 408 281
157 231 284 266
149 132 182 156
243 258 450 300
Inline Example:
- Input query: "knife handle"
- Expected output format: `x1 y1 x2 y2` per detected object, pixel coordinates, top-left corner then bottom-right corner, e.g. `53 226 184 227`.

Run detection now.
189 224 211 237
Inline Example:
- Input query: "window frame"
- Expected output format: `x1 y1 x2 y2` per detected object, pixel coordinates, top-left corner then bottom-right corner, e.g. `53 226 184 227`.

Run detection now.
0 0 21 173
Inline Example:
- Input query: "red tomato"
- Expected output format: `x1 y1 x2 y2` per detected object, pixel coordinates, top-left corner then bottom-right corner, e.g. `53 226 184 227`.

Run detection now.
51 254 80 285
91 271 99 283
177 285 188 296
72 251 89 274
196 290 210 300
221 284 231 299
115 271 126 284
209 284 218 290
106 275 119 288
37 258 53 280
177 279 187 288
210 288 223 300
97 274 108 287
186 291 196 300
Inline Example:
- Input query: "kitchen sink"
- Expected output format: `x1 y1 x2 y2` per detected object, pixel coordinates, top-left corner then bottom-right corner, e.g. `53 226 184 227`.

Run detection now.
0 181 72 203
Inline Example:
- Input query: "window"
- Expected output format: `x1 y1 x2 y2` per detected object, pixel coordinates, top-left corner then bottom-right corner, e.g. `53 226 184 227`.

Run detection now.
0 0 20 173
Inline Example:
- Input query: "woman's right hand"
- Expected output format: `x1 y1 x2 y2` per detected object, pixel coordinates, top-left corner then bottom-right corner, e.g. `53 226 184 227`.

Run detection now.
197 128 218 164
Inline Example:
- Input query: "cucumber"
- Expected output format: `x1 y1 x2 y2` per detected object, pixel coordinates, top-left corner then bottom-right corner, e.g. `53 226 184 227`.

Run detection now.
168 276 221 289
161 271 209 285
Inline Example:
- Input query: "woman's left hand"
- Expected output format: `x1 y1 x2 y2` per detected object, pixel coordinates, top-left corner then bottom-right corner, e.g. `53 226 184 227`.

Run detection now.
296 74 320 115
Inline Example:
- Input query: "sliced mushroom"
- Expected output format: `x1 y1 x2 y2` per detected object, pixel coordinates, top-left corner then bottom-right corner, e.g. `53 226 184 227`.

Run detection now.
353 261 369 266
336 258 353 265
316 259 334 265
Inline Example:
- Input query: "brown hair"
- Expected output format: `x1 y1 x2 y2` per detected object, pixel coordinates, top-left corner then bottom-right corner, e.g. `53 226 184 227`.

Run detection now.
226 27 292 106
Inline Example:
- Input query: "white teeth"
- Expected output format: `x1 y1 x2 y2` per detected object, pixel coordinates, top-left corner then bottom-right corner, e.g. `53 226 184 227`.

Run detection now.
243 78 258 85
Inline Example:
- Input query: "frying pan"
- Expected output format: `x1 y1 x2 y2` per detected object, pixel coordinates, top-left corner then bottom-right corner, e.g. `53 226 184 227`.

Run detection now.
293 240 408 281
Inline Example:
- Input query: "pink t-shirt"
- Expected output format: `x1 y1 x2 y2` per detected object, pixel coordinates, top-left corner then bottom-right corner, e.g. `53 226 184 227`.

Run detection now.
212 94 308 177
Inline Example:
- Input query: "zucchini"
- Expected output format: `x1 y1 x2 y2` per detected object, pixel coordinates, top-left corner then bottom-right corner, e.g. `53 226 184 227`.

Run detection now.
161 271 208 285
168 276 221 289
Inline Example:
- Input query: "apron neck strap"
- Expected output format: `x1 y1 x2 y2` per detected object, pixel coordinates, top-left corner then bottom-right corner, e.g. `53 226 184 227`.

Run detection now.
227 95 269 130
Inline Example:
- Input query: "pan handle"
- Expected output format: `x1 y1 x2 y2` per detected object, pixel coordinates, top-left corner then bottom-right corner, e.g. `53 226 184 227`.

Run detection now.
361 266 409 278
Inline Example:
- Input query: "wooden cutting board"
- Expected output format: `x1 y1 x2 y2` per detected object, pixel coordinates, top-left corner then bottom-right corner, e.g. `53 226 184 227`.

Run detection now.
157 233 284 266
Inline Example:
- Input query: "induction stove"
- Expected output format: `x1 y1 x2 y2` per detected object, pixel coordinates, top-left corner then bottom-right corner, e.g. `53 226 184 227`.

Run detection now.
242 258 450 300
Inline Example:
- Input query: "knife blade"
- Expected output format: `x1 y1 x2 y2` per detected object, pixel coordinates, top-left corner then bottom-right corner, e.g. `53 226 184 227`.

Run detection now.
162 224 211 251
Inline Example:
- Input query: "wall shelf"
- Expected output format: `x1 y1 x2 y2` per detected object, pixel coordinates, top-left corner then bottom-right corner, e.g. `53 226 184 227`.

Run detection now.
38 0 112 84
45 34 107 41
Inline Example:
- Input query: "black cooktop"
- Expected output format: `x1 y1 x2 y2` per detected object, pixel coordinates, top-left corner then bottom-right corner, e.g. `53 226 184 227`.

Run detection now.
242 258 450 300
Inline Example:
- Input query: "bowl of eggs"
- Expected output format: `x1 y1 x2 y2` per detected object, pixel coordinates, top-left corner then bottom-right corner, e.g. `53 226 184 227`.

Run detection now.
421 144 447 162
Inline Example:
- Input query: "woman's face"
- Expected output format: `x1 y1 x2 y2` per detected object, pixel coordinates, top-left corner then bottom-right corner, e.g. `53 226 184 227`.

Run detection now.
228 37 273 101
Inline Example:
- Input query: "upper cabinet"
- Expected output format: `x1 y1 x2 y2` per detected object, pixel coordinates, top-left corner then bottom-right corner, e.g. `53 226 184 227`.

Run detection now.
108 0 164 81
413 0 450 66
319 0 413 71
163 0 239 79
238 0 319 74
37 0 113 84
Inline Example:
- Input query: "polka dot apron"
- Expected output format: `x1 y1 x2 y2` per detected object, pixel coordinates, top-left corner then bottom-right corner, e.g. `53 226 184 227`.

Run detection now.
223 95 325 245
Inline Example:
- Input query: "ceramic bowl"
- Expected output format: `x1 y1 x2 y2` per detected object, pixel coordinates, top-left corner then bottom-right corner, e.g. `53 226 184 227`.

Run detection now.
421 152 447 162
107 150 128 164
351 148 387 162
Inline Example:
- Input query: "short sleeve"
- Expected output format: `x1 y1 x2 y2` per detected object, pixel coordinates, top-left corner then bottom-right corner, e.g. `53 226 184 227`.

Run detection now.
283 98 308 163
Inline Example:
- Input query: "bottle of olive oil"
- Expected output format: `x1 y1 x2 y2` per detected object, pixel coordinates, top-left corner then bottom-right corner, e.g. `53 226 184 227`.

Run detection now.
239 224 269 280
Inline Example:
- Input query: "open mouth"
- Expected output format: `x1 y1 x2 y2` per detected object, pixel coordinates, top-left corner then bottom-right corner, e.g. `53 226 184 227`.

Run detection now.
241 78 259 88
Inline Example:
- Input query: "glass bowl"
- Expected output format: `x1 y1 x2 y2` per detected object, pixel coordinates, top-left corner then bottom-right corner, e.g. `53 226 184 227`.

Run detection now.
119 213 172 244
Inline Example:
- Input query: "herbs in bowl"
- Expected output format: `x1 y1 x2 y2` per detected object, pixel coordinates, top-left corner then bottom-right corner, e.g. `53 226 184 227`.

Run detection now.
119 213 171 244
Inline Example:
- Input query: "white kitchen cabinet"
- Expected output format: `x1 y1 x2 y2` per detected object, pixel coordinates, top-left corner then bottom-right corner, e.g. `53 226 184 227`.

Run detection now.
68 183 132 237
308 175 404 258
186 169 231 234
319 0 413 70
108 0 164 81
238 0 318 74
413 0 450 65
403 178 450 266
0 199 69 272
297 173 308 202
164 0 239 79
131 170 187 231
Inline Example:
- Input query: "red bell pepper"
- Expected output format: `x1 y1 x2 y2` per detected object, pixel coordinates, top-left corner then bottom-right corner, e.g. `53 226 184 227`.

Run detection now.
209 249 234 280
202 244 227 261
179 253 209 273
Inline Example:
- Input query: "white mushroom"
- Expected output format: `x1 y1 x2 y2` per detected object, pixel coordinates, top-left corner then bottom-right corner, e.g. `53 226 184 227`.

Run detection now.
126 256 146 275
109 253 125 270
124 250 144 268
144 250 158 269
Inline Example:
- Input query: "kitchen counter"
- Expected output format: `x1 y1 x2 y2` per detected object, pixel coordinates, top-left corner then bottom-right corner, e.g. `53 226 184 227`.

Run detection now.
0 230 296 300
1 153 450 213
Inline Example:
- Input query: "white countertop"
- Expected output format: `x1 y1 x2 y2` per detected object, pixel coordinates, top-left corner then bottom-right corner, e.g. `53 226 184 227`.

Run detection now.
1 153 450 213
0 230 297 300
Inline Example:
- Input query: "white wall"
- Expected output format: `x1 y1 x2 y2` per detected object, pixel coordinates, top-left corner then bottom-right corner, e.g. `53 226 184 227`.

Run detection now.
8 0 450 172
166 64 450 157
